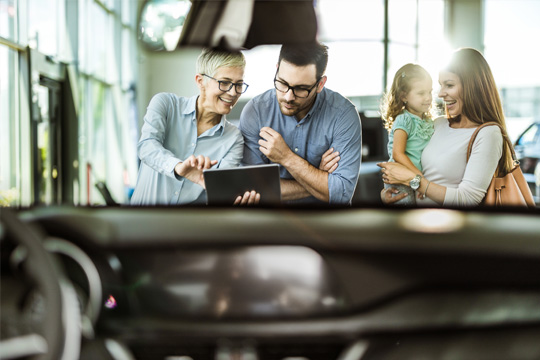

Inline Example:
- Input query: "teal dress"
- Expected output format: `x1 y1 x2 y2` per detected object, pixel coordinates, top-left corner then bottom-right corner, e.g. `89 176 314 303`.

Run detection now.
385 110 434 205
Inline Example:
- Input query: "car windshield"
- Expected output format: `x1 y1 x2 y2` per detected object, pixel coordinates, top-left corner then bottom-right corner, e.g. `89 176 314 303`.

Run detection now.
2 3 540 360
2 1 539 211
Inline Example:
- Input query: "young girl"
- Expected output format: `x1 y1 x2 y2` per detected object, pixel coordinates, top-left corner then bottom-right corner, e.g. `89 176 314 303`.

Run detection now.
380 63 434 205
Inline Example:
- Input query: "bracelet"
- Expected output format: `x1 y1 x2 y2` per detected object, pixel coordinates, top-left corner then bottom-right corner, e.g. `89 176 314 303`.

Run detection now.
421 180 431 199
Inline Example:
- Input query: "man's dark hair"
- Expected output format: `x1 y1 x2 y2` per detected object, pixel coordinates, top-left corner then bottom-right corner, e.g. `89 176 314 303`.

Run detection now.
278 42 329 79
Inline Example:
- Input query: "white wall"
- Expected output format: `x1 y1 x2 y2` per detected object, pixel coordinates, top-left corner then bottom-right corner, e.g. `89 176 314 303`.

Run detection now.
140 47 201 118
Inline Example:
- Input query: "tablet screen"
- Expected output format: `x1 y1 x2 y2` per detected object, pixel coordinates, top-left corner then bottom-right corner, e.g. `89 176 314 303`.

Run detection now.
203 164 281 205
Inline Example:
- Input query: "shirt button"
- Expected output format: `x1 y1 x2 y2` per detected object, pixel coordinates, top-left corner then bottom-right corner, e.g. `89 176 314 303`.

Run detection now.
175 191 179 195
296 124 300 128
191 143 195 147
294 147 298 152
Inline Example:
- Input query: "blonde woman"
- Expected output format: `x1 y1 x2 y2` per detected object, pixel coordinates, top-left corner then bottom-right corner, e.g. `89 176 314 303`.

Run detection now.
131 48 258 205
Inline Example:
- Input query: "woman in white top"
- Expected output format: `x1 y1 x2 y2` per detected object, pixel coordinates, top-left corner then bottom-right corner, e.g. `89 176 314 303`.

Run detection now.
378 48 514 207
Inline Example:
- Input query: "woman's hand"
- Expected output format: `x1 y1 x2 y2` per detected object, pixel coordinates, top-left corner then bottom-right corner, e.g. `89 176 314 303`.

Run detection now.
319 147 340 173
377 161 417 186
174 155 218 188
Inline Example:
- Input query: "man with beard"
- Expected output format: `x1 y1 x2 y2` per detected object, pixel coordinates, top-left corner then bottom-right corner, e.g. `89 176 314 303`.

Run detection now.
239 42 362 205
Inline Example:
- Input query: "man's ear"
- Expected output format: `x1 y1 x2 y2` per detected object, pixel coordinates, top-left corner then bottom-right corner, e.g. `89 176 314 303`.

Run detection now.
316 75 327 93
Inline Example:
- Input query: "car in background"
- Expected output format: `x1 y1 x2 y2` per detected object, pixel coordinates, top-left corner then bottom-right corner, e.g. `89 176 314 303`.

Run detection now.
514 118 540 203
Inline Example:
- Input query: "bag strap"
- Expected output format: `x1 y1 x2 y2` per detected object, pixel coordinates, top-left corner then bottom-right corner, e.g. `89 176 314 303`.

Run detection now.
466 122 518 163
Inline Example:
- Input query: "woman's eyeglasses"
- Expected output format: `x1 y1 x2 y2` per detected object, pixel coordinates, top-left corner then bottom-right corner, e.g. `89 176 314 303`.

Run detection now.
203 74 249 94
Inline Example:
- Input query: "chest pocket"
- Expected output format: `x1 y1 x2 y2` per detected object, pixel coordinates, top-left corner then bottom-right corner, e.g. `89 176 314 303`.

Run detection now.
306 143 329 168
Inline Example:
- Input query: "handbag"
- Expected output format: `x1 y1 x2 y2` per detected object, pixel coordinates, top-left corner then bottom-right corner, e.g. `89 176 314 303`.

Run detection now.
467 123 536 208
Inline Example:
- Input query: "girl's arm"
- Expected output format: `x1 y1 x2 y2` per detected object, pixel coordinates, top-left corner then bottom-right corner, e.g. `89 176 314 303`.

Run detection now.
392 129 423 175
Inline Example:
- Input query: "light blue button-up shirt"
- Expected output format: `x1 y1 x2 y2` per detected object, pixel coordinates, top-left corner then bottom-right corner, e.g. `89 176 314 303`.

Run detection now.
239 87 362 205
130 93 244 205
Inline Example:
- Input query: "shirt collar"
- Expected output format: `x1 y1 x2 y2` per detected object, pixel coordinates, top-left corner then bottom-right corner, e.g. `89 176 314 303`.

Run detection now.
403 109 422 120
189 95 226 137
183 95 198 115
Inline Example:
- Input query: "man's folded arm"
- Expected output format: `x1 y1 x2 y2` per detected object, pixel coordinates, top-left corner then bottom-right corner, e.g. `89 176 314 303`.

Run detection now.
326 106 362 204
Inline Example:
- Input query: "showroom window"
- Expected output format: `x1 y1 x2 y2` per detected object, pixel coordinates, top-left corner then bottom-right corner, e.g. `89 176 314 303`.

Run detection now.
242 0 445 110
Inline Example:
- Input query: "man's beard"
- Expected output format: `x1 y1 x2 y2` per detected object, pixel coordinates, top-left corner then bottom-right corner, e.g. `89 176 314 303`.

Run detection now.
279 100 299 116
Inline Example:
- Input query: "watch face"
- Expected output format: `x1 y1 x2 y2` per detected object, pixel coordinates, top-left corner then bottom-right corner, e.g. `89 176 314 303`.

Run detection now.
410 175 421 190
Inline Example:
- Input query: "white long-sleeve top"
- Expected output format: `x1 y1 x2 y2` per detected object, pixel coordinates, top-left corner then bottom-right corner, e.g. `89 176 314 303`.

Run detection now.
417 117 503 207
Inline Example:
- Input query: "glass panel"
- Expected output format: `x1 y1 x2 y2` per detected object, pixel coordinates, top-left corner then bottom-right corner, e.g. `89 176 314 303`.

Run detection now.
90 81 106 204
317 0 384 41
102 0 115 11
0 46 18 206
121 27 134 90
124 87 139 200
326 41 384 96
388 0 417 45
484 0 540 88
88 0 109 80
0 0 16 41
122 0 134 26
28 0 58 56
34 84 52 204
417 0 449 78
244 41 384 98
77 76 89 205
242 45 281 99
104 89 126 203
78 0 88 72
386 43 416 90
108 13 120 84
418 0 445 46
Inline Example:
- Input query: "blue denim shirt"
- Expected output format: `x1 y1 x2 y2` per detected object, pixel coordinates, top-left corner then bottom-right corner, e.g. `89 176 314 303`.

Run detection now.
131 93 244 205
239 88 362 204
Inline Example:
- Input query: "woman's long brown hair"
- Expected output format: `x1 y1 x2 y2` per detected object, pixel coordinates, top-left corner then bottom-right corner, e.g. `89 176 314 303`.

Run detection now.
444 48 513 175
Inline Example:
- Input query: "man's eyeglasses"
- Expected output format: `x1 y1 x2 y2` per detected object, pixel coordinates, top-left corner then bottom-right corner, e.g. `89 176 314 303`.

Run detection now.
274 77 321 99
203 74 249 94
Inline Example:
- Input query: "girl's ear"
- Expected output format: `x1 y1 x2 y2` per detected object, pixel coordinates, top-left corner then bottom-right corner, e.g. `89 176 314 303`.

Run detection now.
400 91 408 104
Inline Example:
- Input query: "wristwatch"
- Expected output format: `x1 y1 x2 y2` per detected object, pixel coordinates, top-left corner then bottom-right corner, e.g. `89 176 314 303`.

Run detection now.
409 175 422 191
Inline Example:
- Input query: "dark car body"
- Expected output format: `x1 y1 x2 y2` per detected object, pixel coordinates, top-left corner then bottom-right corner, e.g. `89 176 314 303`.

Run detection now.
2 205 540 360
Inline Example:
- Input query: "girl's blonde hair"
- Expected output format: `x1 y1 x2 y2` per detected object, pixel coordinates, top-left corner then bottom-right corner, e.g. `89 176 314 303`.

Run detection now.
380 63 433 132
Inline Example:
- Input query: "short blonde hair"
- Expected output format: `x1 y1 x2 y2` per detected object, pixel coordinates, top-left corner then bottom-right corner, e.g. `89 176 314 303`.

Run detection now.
196 48 246 77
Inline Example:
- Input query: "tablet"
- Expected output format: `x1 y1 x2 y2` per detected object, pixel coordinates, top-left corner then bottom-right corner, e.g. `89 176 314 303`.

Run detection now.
203 164 281 205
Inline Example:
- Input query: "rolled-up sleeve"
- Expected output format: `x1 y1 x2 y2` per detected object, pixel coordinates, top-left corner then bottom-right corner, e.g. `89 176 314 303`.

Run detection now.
239 99 267 166
138 93 183 178
444 126 503 206
327 106 362 204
